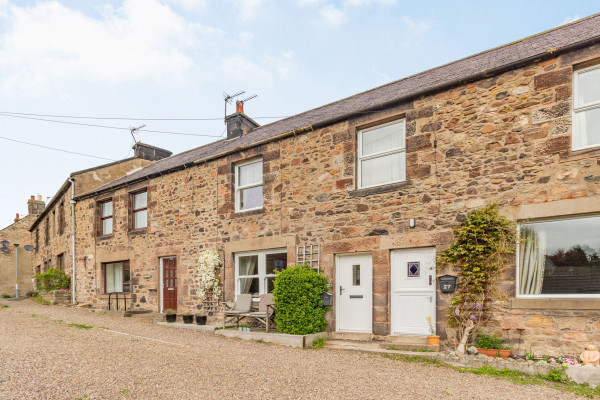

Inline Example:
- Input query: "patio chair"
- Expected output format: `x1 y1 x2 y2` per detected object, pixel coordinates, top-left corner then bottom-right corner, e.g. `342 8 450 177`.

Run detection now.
222 293 253 329
241 293 275 332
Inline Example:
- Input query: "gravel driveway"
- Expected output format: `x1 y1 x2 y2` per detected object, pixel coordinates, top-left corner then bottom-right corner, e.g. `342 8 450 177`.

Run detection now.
0 299 578 400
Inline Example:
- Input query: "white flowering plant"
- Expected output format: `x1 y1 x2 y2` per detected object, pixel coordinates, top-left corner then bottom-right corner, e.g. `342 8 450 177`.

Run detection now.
196 250 223 302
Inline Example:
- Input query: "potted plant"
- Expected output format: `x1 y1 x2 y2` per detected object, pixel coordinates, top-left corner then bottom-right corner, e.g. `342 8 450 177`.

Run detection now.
182 312 194 324
426 316 440 345
196 310 207 325
164 309 177 323
238 324 251 332
474 333 511 358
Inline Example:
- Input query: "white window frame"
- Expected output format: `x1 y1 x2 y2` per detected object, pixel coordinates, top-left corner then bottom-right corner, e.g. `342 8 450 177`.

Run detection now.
235 158 263 212
234 248 287 299
572 63 600 151
516 215 600 299
357 119 406 189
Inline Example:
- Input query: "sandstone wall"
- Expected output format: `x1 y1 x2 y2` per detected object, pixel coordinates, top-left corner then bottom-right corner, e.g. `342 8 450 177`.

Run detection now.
73 44 600 356
0 216 35 296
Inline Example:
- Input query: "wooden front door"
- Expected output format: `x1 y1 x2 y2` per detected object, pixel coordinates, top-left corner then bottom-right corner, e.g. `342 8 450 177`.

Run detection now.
161 257 177 312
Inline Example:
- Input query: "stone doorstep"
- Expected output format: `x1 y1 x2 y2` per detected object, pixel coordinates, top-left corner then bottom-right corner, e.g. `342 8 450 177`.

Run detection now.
325 339 440 354
157 321 218 332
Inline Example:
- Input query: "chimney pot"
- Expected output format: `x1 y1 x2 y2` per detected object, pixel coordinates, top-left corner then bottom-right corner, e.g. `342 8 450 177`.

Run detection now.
15 213 19 222
37 195 42 201
30 195 34 200
236 101 244 114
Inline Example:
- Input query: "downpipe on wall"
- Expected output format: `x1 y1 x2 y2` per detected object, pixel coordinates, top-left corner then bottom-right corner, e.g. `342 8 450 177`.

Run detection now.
68 178 76 304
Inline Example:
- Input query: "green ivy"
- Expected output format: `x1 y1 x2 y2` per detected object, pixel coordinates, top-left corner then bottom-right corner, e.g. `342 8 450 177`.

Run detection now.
35 268 71 292
437 204 515 338
272 264 329 335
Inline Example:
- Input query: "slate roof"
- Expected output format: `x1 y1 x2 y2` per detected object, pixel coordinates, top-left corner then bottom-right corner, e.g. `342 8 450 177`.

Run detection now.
78 13 600 200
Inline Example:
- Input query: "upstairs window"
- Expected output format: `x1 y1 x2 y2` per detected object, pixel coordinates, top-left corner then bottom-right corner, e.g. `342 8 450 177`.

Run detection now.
132 191 148 230
58 202 65 235
100 200 113 236
357 119 406 189
235 159 263 212
573 64 600 150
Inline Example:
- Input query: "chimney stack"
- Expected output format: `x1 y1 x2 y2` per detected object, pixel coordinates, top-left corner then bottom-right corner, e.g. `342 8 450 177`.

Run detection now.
14 213 19 222
225 103 260 139
28 195 45 216
132 143 173 161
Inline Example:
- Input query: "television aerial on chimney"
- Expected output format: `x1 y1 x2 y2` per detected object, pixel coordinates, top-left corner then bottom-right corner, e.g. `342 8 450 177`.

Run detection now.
236 94 258 113
129 124 146 144
223 91 245 123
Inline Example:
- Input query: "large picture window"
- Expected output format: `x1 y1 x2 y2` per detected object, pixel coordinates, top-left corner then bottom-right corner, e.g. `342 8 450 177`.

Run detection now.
358 119 406 189
235 159 263 212
132 191 148 230
104 261 131 293
235 249 287 297
518 216 600 297
573 64 600 150
100 200 113 236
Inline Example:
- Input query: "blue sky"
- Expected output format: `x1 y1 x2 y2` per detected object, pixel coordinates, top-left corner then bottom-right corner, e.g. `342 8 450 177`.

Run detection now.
0 0 598 228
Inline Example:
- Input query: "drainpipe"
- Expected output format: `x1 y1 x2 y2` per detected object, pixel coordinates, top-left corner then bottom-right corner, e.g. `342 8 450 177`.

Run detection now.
68 178 76 304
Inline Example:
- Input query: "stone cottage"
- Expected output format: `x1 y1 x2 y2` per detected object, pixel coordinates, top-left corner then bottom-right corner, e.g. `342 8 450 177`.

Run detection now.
37 15 600 355
0 197 45 296
29 143 172 298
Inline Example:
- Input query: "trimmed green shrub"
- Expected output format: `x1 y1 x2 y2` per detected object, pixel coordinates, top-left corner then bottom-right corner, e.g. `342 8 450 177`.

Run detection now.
273 264 329 335
35 268 71 292
474 333 510 350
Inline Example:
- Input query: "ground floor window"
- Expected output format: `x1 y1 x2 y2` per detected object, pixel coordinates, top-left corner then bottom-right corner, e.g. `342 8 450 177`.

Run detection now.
104 261 131 293
518 216 600 297
235 249 287 297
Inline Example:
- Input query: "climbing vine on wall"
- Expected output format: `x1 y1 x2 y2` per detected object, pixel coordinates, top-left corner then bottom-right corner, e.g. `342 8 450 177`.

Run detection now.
196 250 222 302
437 204 516 354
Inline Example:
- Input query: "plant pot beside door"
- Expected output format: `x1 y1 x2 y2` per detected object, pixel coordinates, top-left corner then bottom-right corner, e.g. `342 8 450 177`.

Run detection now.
196 310 207 325
165 309 177 323
182 313 194 324
427 335 440 346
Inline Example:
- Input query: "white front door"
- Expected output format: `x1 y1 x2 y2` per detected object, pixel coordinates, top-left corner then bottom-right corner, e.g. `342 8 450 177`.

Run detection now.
391 247 436 336
336 253 372 333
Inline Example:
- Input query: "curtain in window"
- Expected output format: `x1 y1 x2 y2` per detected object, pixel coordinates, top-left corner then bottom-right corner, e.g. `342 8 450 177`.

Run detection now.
239 256 258 293
519 226 546 295
106 263 123 293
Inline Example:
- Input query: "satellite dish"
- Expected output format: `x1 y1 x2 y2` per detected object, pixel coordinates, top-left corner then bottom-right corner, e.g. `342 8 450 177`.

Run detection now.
0 240 9 247
0 247 9 253
24 245 35 251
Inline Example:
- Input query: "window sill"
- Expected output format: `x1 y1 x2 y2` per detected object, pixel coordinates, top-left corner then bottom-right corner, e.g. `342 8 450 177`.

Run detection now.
231 208 265 218
128 228 148 236
96 234 114 240
559 146 600 162
349 181 409 198
511 298 600 310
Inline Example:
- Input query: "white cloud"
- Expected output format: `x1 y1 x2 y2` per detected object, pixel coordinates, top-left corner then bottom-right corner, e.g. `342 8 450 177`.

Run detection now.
166 0 209 10
298 0 325 5
221 50 298 83
319 5 345 26
344 0 396 6
237 0 267 21
0 0 219 99
561 15 581 25
401 16 431 35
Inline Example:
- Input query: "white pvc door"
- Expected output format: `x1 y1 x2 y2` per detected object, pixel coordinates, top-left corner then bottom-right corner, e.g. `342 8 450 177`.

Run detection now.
391 248 436 335
336 253 372 333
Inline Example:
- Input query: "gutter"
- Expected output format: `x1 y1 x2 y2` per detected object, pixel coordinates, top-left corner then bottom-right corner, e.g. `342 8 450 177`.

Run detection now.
68 178 76 305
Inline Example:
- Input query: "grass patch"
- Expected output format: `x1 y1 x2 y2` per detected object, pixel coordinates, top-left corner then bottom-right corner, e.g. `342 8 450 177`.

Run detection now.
67 323 93 330
312 336 326 349
1 305 8 309
384 354 600 398
120 388 130 395
2 294 10 298
32 296 50 305
383 353 441 366
30 313 37 317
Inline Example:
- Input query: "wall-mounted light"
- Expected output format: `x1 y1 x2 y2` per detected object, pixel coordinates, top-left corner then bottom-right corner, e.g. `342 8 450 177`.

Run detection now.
409 218 416 228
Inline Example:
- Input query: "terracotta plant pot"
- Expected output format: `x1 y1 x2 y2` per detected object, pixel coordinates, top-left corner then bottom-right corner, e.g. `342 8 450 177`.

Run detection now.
427 335 440 346
477 348 510 359
182 314 194 324
165 314 177 323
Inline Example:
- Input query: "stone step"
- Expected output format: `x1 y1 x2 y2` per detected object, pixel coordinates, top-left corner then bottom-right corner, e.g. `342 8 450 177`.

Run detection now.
325 338 438 353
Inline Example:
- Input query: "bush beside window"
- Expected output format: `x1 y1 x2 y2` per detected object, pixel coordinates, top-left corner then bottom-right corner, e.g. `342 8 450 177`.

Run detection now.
272 264 329 335
35 268 71 292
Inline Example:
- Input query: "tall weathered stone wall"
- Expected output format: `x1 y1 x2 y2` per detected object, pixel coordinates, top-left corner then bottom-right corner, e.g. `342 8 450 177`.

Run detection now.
72 44 600 356
0 216 35 296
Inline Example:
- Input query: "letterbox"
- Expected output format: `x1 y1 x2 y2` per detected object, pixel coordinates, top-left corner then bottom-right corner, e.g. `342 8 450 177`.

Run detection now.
321 292 333 307
438 275 457 293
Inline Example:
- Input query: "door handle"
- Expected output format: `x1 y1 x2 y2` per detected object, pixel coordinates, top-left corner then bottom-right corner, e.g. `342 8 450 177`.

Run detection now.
339 285 344 295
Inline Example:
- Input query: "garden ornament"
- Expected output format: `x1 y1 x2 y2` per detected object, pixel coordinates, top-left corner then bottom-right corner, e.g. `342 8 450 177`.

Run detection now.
580 345 600 365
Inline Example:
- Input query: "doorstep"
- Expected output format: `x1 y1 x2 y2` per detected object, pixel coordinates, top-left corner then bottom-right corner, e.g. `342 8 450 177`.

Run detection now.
325 339 440 354
215 328 326 348
157 322 218 332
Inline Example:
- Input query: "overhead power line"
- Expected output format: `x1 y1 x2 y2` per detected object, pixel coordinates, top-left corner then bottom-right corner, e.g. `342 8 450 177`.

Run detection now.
0 136 117 161
0 113 223 138
0 111 290 121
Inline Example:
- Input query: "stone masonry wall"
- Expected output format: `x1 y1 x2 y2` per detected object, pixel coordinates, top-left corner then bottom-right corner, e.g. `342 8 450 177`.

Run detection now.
0 215 35 296
72 44 600 356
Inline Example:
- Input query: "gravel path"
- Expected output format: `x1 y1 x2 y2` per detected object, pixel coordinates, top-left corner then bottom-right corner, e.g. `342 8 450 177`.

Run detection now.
0 299 578 400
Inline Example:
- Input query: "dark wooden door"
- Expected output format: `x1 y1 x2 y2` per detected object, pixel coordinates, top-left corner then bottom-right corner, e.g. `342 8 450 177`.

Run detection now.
162 257 177 311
